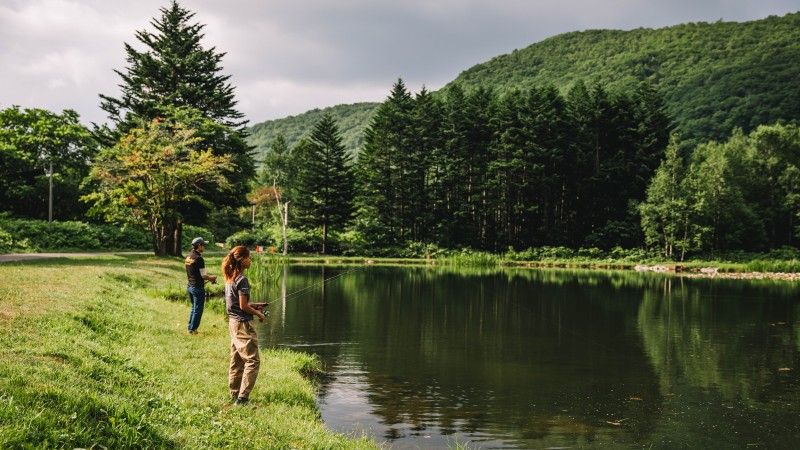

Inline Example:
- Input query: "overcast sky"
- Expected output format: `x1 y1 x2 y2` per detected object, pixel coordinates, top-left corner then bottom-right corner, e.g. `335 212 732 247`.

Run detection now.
1 0 799 125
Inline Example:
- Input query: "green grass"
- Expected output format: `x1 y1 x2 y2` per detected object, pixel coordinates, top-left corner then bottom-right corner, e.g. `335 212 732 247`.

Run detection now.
0 256 376 449
285 253 800 274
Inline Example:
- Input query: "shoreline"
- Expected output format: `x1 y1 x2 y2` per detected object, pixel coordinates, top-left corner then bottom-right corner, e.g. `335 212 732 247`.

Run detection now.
3 251 799 282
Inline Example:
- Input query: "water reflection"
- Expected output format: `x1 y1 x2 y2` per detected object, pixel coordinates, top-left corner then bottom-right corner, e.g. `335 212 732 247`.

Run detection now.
256 266 800 448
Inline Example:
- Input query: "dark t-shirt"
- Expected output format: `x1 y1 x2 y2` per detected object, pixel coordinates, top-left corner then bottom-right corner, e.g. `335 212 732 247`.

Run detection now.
225 274 252 321
185 250 205 287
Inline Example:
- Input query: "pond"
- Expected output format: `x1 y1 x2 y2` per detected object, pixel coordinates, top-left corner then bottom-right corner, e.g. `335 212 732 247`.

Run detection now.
253 265 800 449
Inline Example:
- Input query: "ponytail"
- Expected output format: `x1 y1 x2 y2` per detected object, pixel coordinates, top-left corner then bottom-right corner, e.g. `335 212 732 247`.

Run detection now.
222 245 251 282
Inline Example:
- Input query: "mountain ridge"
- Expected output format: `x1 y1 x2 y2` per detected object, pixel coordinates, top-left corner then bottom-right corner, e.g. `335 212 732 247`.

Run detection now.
247 12 800 158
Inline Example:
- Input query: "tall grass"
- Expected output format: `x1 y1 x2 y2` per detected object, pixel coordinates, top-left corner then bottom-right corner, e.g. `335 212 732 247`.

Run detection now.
248 252 287 301
745 259 800 273
439 250 501 267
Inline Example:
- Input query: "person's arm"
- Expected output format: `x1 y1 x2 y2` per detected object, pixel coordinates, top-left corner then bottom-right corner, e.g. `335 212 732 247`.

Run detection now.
239 293 266 322
198 258 217 283
201 271 217 283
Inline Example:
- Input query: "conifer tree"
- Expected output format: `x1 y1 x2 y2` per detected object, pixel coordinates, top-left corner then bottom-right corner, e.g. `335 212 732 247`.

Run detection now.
97 1 253 253
99 1 244 130
356 79 414 246
293 114 354 254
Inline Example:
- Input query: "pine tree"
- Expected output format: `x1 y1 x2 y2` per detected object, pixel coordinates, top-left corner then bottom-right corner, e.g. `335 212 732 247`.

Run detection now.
99 1 244 130
355 79 414 247
293 114 354 254
409 87 444 243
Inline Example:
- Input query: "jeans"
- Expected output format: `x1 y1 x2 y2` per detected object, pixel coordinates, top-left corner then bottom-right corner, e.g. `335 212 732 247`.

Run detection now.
187 285 206 331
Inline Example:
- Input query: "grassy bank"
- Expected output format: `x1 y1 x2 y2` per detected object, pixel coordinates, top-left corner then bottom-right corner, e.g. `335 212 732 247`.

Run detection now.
280 254 800 274
0 255 375 449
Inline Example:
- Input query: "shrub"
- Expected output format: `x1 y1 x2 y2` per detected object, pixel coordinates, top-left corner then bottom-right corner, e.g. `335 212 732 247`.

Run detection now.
439 249 501 267
399 241 444 259
225 229 273 249
0 229 12 252
183 224 216 248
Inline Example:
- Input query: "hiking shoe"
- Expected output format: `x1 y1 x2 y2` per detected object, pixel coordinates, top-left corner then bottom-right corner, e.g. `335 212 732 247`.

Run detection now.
234 397 249 405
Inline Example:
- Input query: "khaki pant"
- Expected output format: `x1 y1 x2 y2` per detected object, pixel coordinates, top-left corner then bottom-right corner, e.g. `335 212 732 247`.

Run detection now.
228 319 260 399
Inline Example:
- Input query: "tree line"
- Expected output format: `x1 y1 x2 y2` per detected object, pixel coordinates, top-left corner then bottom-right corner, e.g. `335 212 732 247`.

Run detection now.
262 79 672 253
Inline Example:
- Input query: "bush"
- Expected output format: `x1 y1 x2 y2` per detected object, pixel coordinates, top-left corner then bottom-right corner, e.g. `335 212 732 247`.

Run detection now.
0 215 208 252
95 224 150 250
183 224 216 248
399 241 444 259
225 229 273 249
0 229 12 252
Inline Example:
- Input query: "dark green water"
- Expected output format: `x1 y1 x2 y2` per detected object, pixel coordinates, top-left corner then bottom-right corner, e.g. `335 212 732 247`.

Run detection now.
254 266 800 449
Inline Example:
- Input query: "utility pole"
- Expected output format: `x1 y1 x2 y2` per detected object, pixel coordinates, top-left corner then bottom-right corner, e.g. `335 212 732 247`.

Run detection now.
48 161 53 222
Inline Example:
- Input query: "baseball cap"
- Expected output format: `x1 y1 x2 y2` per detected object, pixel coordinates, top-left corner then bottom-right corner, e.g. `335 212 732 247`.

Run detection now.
191 237 207 246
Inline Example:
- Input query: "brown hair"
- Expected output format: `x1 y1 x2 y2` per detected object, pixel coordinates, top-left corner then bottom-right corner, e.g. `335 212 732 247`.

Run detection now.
222 245 251 282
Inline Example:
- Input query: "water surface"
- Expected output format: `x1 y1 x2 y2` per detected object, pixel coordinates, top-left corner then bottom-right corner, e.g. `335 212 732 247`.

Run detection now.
255 266 800 448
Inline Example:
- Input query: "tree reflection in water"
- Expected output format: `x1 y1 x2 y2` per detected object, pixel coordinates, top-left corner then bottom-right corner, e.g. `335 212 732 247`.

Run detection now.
256 266 800 448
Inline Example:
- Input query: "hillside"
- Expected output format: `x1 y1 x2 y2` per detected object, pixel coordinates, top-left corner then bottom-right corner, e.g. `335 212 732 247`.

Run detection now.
246 102 379 161
247 12 800 158
448 13 800 145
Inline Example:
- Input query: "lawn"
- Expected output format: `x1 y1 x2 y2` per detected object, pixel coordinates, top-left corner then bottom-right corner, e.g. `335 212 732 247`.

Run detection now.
0 255 376 449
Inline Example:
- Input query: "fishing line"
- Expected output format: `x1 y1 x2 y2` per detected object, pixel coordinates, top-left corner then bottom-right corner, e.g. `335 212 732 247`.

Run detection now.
263 264 368 305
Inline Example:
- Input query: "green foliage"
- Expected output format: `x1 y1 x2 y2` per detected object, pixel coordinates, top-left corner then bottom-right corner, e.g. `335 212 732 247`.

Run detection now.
0 216 150 251
292 113 355 253
354 79 668 253
99 1 245 130
0 229 13 253
640 135 692 259
181 224 216 248
225 229 273 248
439 250 501 267
97 2 254 243
84 114 234 256
0 106 96 220
247 102 380 161
448 13 800 147
249 14 800 162
640 123 800 257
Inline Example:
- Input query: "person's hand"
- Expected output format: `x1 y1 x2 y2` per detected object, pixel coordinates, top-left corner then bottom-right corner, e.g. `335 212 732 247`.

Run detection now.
209 275 217 284
257 311 266 322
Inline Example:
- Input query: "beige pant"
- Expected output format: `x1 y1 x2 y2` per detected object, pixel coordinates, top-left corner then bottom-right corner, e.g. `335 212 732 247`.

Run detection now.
228 319 260 399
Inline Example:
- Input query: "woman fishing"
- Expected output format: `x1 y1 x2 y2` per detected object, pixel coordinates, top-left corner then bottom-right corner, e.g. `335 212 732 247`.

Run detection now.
222 245 266 405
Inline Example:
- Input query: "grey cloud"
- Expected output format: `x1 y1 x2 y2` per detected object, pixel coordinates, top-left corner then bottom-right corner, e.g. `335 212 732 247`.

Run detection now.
1 0 799 124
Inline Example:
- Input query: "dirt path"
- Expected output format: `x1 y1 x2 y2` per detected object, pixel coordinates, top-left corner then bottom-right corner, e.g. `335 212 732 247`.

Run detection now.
0 252 149 263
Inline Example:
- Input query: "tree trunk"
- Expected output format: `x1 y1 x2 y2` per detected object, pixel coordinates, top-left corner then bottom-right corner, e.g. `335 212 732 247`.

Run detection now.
321 223 327 255
172 220 183 257
282 202 289 256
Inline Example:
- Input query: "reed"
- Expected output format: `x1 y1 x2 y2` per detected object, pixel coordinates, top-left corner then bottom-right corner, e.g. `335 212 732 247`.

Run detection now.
248 252 287 300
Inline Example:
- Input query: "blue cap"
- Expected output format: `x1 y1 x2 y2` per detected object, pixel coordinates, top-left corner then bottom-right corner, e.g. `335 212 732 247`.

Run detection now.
191 237 207 246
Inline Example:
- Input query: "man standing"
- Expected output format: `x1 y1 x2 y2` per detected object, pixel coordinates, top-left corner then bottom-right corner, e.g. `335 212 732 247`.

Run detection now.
186 237 217 334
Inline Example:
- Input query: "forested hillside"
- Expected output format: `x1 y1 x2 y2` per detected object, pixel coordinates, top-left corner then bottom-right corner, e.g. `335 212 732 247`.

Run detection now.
248 12 800 157
448 12 800 145
247 102 379 160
